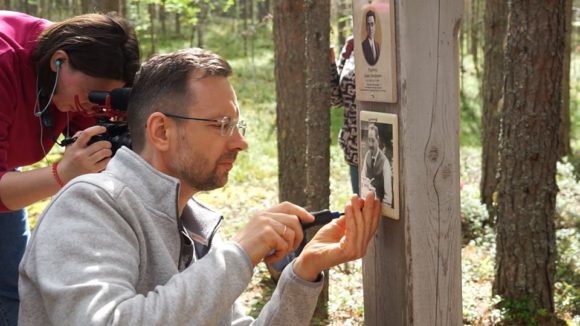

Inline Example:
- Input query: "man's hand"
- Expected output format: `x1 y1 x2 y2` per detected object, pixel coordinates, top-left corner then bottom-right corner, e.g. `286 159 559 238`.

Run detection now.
292 192 381 281
233 202 315 267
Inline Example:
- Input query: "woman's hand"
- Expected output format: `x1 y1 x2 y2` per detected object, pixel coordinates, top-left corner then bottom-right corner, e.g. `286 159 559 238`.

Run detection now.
58 125 112 183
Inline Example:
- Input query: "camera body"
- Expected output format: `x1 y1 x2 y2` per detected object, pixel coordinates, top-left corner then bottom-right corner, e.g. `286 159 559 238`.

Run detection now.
87 120 131 154
87 88 132 154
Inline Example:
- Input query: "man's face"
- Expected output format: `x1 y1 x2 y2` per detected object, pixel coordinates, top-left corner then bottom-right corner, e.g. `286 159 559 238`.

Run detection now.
367 128 379 154
366 15 376 39
168 76 248 193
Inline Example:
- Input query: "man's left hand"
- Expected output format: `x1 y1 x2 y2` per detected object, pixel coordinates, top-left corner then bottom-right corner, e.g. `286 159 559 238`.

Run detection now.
292 192 381 281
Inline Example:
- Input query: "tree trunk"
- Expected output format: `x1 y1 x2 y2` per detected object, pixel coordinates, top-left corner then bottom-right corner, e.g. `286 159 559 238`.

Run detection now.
257 0 270 21
335 0 349 48
175 12 181 35
81 0 90 16
494 0 565 314
559 0 572 158
273 0 308 207
480 0 507 214
196 3 208 49
274 0 331 320
159 0 167 36
304 0 331 320
147 3 156 58
97 0 118 13
242 0 248 57
469 0 482 77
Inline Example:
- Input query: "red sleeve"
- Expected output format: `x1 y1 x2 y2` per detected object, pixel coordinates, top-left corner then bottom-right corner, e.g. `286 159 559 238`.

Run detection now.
0 55 16 211
0 52 17 174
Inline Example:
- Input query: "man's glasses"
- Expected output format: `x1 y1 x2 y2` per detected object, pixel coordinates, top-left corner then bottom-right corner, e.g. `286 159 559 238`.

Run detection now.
162 112 247 137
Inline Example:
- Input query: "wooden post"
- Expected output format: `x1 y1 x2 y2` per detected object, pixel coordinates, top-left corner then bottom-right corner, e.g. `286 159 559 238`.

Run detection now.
361 0 463 324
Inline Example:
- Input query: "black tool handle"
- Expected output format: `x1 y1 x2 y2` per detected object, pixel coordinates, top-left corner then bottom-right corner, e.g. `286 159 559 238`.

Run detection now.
301 210 334 230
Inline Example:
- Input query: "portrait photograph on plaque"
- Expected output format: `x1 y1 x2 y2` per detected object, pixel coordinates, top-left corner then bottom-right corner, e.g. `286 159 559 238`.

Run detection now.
352 0 397 103
358 111 399 220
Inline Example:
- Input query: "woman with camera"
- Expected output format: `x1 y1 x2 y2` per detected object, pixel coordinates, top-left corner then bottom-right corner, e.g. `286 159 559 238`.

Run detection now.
0 10 140 325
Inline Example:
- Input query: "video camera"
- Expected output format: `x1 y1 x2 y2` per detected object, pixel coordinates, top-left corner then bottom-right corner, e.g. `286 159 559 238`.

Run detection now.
86 88 132 154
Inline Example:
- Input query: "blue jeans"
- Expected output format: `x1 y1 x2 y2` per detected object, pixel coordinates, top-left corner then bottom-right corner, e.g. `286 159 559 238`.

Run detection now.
0 209 29 326
349 164 359 195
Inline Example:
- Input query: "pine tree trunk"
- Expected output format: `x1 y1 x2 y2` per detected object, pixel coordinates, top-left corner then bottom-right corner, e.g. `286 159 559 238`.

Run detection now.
469 0 482 77
494 0 565 314
559 0 572 158
273 0 308 207
480 0 507 213
159 0 167 36
274 2 331 319
148 3 156 58
304 0 331 319
257 0 270 21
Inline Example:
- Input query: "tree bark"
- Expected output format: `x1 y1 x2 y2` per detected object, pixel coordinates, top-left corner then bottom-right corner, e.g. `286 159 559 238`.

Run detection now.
469 0 482 77
147 3 156 58
480 0 507 213
274 1 331 320
304 0 331 320
159 0 167 36
257 0 270 22
273 1 308 207
494 0 565 314
559 0 572 158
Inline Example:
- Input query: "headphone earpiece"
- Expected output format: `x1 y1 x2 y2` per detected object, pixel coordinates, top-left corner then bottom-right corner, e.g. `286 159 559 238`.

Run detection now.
55 59 63 68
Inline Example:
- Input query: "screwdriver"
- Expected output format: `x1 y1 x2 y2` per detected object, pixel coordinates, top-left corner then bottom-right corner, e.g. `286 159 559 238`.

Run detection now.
301 209 344 230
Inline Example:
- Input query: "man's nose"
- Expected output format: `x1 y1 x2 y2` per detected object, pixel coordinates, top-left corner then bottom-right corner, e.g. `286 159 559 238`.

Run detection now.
229 128 248 151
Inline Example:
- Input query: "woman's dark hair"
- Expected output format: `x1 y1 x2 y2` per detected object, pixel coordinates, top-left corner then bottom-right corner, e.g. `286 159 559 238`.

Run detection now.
34 12 140 95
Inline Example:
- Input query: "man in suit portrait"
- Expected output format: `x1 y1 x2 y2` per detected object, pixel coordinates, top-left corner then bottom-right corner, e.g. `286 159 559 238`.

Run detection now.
361 10 380 66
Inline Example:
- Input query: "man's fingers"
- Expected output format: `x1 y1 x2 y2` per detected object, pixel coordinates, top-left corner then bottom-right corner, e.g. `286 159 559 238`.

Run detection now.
265 212 304 249
266 202 314 224
351 195 366 252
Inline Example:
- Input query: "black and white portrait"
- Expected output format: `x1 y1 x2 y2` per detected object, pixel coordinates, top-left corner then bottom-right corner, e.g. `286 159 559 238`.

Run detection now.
353 0 398 103
359 111 399 219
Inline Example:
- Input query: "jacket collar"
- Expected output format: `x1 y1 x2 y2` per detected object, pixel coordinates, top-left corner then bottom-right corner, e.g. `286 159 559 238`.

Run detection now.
108 147 223 256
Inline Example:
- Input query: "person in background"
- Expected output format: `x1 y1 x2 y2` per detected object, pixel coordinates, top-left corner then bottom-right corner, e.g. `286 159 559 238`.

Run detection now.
331 35 359 194
0 10 140 325
18 48 382 325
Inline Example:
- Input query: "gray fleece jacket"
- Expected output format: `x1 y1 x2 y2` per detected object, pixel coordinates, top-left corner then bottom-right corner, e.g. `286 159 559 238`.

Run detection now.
19 147 323 325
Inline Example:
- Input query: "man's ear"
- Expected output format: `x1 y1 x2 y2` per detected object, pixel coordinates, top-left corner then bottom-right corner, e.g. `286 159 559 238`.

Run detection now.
146 112 172 152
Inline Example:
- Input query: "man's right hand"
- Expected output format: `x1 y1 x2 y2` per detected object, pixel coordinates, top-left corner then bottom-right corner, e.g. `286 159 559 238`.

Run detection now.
232 202 315 267
58 125 112 183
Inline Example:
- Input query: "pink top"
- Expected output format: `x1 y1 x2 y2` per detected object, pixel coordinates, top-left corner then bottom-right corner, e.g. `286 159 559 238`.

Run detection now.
0 11 95 210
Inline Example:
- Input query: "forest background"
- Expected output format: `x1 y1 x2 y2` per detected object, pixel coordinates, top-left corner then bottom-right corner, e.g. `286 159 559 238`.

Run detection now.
1 0 578 324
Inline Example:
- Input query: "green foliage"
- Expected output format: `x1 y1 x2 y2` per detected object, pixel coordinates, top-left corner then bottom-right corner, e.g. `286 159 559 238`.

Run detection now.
493 296 567 326
460 54 482 147
555 228 580 319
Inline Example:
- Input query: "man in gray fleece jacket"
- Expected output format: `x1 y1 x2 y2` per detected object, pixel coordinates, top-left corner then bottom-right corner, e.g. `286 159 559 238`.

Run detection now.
18 48 381 325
